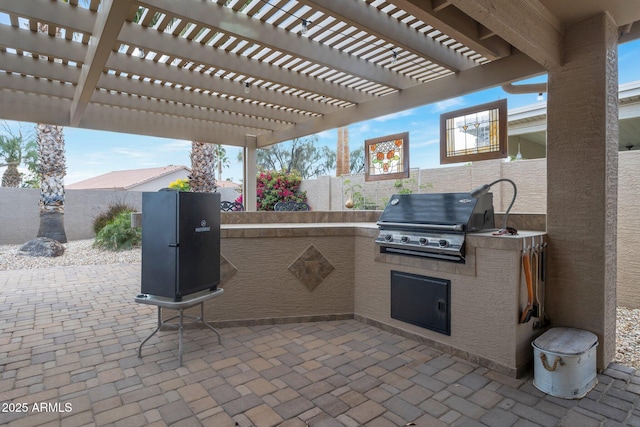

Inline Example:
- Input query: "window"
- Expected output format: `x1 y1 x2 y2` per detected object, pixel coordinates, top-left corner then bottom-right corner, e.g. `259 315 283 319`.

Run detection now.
440 99 507 164
364 132 409 182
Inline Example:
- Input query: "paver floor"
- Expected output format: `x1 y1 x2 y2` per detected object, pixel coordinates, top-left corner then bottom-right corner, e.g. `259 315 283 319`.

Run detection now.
1 264 640 426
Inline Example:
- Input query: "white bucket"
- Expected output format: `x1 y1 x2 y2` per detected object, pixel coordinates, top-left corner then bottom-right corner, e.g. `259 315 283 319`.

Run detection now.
532 327 598 399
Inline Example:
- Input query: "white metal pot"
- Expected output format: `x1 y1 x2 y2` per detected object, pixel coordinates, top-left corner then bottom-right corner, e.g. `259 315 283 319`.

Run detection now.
532 327 598 399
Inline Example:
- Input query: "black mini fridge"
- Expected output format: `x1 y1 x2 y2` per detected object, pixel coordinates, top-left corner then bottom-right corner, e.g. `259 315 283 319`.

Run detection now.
141 190 221 300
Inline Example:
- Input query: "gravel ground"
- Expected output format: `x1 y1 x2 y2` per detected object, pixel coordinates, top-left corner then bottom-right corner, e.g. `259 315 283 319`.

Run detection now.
1 239 638 370
0 239 140 270
615 307 640 369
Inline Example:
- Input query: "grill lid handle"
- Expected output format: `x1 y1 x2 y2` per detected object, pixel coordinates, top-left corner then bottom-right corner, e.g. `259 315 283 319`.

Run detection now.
377 221 465 232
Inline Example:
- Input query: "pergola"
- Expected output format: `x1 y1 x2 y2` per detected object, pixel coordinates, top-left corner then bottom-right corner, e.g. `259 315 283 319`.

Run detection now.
1 0 639 369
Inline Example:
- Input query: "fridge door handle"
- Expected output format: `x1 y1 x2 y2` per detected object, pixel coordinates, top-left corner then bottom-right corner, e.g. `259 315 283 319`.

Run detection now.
168 243 179 247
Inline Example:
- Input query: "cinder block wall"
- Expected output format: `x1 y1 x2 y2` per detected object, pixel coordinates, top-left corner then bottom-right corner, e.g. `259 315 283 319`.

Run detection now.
302 159 548 213
0 188 40 243
0 189 142 244
617 151 640 308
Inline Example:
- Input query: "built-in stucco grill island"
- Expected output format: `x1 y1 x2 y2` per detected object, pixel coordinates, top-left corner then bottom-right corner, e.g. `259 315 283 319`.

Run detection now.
173 211 545 377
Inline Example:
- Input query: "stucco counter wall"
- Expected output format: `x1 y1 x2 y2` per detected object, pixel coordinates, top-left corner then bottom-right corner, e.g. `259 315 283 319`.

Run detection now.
354 230 547 377
202 223 367 325
199 217 545 377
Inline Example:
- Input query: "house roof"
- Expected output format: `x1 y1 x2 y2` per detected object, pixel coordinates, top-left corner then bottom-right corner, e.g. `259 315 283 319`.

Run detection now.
216 180 241 189
0 1 638 149
66 165 189 190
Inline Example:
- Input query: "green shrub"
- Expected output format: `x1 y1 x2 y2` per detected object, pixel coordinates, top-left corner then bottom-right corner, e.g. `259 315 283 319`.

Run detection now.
93 211 141 251
93 202 137 235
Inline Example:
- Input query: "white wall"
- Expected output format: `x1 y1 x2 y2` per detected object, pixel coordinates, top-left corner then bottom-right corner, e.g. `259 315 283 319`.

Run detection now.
129 169 189 191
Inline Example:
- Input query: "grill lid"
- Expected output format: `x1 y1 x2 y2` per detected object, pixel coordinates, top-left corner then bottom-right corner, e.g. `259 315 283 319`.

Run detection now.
377 192 495 232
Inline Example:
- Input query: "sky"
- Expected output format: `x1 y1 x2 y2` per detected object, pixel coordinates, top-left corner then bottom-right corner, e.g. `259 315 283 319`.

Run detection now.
1 40 639 185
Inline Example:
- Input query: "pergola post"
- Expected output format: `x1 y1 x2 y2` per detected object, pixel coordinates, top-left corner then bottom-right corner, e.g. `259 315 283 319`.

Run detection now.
243 135 257 212
545 12 619 370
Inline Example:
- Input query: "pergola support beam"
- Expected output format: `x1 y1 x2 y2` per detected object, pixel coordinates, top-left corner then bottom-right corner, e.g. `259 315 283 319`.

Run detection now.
243 136 258 212
70 0 134 126
446 0 563 68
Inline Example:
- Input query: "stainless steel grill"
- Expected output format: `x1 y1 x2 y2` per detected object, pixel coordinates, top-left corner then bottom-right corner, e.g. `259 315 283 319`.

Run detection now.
375 192 496 263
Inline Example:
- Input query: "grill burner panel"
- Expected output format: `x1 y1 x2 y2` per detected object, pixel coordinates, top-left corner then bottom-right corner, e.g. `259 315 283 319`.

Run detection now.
375 230 465 262
376 193 495 263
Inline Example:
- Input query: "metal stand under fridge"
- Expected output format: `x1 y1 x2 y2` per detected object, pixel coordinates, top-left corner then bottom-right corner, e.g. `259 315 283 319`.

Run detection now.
141 190 221 301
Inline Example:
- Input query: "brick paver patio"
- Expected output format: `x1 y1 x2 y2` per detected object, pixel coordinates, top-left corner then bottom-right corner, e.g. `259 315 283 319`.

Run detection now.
2 264 640 426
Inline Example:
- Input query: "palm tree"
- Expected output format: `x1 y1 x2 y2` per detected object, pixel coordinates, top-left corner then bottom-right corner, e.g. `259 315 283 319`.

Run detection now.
190 142 217 192
0 161 20 188
0 124 38 187
34 20 67 242
36 124 67 242
214 144 230 181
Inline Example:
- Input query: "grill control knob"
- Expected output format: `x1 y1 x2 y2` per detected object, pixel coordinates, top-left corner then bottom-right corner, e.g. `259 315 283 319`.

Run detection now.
438 239 449 248
401 236 409 243
419 237 428 245
384 234 393 241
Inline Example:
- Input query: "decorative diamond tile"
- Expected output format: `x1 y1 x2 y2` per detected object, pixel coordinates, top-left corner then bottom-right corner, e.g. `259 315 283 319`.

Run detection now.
288 245 335 292
220 254 238 285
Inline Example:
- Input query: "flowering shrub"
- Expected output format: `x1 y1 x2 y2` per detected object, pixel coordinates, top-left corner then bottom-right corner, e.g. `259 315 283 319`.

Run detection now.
168 178 190 192
235 170 308 211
